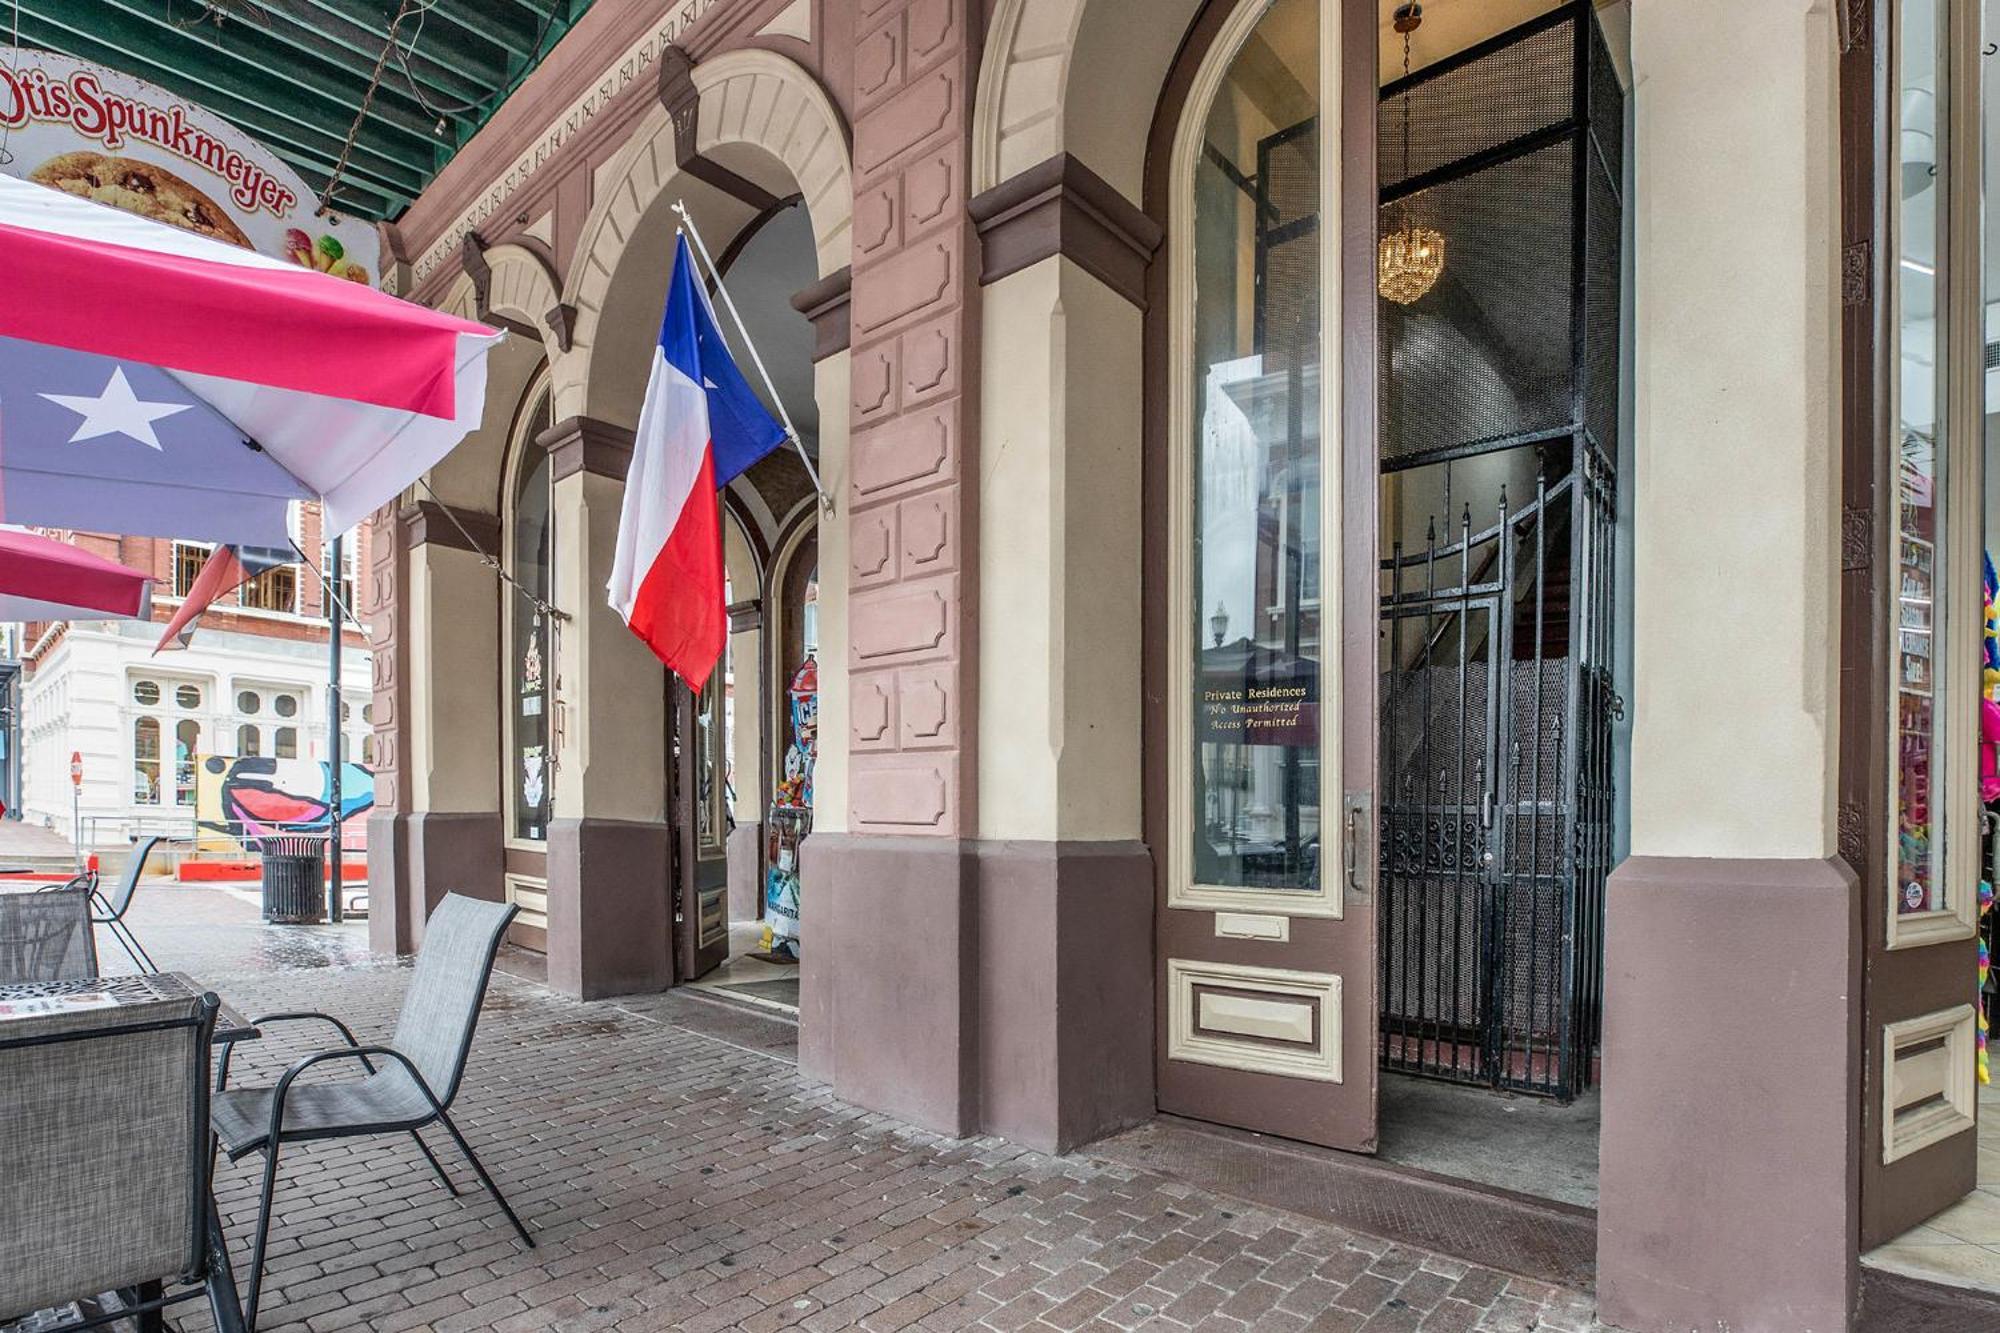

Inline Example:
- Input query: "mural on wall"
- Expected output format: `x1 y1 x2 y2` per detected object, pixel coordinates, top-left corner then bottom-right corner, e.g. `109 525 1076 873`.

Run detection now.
195 755 374 852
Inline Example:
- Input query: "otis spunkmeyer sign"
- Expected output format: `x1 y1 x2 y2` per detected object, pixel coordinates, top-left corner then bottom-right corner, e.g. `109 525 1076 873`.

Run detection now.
0 48 381 285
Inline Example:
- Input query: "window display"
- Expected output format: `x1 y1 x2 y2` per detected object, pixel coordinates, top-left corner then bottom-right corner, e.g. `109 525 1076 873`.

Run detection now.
1895 0 1947 918
1187 0 1322 892
510 389 555 843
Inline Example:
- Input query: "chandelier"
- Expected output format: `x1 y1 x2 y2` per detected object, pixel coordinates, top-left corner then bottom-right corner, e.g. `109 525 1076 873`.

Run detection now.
1379 3 1445 305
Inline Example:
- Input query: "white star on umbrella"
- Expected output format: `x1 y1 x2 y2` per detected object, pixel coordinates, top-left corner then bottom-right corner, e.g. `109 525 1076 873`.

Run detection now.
40 366 193 451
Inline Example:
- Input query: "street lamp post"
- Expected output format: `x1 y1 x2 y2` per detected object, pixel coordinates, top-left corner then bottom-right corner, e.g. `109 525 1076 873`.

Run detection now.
327 534 343 924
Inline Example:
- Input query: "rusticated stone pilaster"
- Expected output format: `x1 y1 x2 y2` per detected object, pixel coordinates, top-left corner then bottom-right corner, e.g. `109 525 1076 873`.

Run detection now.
843 0 978 838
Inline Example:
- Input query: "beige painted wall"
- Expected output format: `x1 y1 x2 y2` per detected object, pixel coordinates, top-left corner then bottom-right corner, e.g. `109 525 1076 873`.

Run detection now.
428 334 546 513
550 469 668 825
978 257 1144 843
724 517 763 823
408 544 501 813
1625 0 1840 861
814 351 851 835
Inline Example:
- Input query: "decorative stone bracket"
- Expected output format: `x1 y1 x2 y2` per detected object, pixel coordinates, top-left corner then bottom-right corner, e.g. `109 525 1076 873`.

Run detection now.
658 44 785 211
790 266 853 360
968 154 1163 308
459 234 543 343
540 416 637 484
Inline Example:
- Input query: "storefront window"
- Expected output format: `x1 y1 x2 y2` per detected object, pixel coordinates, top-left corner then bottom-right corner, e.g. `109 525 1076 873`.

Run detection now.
510 388 556 843
133 716 160 805
175 719 199 807
1894 0 1948 917
1188 0 1321 892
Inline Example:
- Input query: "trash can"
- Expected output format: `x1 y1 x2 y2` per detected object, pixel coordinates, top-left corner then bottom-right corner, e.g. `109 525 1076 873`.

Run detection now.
261 834 327 923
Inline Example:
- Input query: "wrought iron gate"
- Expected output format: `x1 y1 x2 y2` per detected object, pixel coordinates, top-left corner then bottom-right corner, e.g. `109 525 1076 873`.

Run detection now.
1373 2 1622 1100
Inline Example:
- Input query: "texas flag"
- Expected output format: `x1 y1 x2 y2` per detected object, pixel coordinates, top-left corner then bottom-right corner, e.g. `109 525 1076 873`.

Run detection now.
608 235 785 690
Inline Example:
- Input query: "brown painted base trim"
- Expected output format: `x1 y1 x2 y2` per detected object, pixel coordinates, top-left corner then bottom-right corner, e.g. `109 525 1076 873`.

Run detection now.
377 811 506 955
801 833 1154 1152
546 815 672 1000
1090 1115 1597 1293
1859 1265 2000 1331
1596 855 1861 1333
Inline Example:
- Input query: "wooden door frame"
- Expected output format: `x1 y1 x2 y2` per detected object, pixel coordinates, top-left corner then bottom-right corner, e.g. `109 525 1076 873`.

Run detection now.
1140 0 1380 1149
1839 0 1985 1249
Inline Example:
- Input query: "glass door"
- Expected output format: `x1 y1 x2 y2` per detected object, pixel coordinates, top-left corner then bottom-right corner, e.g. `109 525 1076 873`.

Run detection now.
1155 0 1380 1151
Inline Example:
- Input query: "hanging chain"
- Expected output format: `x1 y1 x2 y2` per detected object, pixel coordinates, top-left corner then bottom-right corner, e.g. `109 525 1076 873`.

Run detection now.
1396 3 1420 228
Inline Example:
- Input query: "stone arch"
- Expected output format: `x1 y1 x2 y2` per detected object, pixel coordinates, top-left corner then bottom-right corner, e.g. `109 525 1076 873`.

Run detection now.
437 273 479 322
558 47 852 421
476 242 566 342
972 0 1204 201
427 269 551 512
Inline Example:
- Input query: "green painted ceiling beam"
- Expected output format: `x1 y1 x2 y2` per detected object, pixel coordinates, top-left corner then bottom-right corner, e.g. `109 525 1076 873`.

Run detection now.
281 0 510 89
409 4 543 64
11 13 425 203
87 0 442 147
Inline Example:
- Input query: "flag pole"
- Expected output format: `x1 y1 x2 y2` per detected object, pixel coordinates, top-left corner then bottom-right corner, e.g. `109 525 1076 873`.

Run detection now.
670 200 834 515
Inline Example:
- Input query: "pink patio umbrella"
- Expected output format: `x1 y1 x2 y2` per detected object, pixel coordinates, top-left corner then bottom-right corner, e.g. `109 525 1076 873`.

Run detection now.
0 527 154 623
0 172 504 545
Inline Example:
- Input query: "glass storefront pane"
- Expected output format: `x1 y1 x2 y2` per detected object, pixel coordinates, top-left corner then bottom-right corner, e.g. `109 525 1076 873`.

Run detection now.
1189 0 1322 891
511 392 555 843
1894 0 1947 916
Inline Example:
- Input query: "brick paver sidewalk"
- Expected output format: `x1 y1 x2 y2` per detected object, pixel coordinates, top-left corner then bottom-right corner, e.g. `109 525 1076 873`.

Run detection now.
120 889 1604 1332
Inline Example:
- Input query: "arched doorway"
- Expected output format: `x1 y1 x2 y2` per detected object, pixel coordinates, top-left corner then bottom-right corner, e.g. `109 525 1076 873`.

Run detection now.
500 368 556 951
669 202 825 1006
552 48 849 1005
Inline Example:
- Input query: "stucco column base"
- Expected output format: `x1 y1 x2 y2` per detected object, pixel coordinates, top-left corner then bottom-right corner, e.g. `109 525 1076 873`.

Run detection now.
408 812 505 946
546 816 672 1000
365 811 411 956
801 832 1153 1153
1596 855 1859 1333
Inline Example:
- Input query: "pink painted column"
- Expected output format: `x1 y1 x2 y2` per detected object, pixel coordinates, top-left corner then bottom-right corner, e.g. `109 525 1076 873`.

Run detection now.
801 0 983 1135
844 0 978 832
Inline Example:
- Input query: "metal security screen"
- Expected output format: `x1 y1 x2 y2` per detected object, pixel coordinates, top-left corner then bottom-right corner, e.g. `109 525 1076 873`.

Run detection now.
1375 1 1622 1101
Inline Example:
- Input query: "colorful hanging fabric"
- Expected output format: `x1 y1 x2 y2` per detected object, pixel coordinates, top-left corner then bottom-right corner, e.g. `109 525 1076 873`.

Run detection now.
1981 880 1993 1085
762 655 817 962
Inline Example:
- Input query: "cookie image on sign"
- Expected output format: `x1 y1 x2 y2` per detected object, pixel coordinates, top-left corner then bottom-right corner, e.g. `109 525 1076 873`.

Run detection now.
30 150 252 248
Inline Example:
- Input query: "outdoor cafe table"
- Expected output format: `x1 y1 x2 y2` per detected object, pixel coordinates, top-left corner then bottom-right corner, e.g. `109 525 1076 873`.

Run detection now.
0 971 261 1081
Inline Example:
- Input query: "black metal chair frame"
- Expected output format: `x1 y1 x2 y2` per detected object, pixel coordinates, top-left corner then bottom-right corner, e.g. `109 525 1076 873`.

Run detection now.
0 996 247 1333
213 906 532 1332
89 836 171 974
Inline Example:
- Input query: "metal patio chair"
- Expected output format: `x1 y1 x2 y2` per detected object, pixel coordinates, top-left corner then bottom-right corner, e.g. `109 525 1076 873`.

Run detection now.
0 886 98 983
0 991 246 1332
210 894 529 1330
90 836 171 974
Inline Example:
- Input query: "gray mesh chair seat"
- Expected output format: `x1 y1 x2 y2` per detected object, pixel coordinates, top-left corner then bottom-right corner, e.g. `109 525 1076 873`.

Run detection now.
90 836 171 974
211 1066 436 1155
211 893 528 1332
0 993 245 1332
0 887 98 983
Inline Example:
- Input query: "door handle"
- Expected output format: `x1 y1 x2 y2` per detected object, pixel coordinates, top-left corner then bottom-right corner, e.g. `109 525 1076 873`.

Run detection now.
1343 792 1371 895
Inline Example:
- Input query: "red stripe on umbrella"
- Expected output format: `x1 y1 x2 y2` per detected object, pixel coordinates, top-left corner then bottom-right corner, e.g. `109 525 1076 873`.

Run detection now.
0 528 153 621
